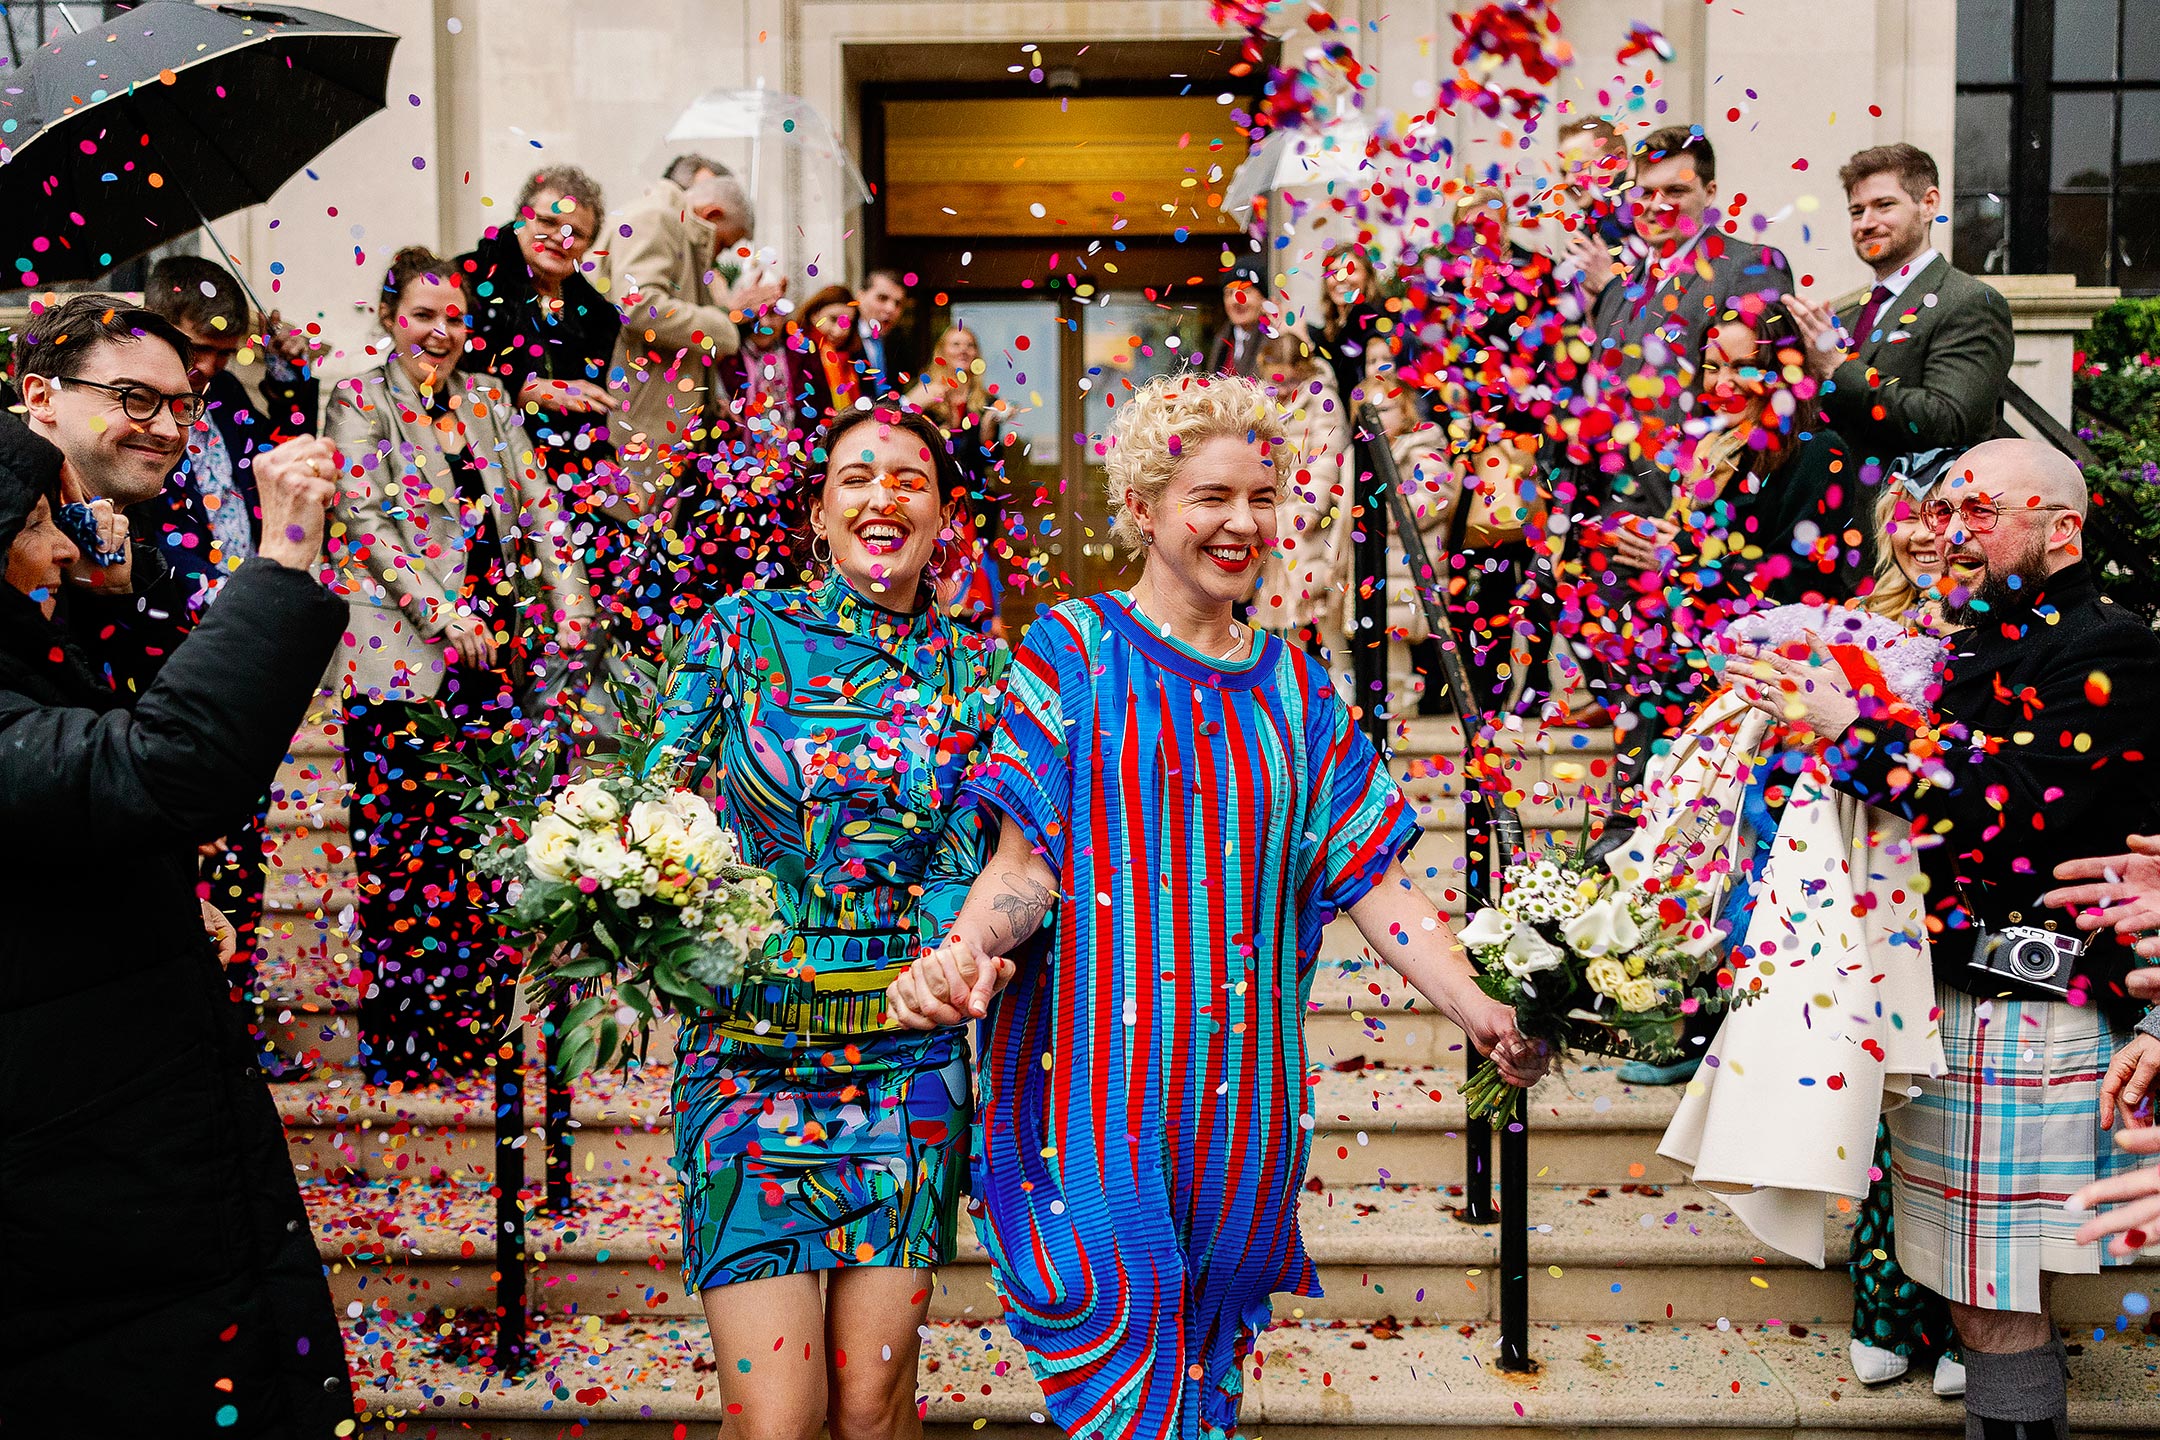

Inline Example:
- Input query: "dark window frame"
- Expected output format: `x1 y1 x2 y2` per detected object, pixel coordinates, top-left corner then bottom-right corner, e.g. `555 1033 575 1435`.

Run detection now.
1958 0 2160 291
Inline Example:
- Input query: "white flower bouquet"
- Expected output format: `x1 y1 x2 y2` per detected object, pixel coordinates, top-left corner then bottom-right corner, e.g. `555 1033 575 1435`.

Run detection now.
423 634 776 1076
1457 845 1734 1122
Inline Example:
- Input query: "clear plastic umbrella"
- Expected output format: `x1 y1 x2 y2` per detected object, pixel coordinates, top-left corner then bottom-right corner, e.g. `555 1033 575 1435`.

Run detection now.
663 84 871 205
1222 119 1376 219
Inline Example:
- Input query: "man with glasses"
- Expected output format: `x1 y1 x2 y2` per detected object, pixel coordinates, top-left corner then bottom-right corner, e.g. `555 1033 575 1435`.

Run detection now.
16 294 336 689
1730 437 2160 1440
141 255 324 613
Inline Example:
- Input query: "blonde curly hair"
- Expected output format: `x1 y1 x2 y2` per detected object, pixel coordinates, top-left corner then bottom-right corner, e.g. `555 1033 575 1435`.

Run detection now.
1105 371 1288 557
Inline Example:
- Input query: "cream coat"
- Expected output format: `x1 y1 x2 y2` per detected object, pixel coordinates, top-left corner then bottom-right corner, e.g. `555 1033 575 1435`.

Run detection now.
1613 692 1946 1267
604 178 743 517
324 363 594 705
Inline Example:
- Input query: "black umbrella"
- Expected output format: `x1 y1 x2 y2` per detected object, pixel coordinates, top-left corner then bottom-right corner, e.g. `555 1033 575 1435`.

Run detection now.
0 1 398 288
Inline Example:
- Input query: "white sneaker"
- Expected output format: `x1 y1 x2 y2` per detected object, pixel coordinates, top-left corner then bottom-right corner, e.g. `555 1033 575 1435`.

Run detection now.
1850 1338 1910 1385
1932 1354 1966 1398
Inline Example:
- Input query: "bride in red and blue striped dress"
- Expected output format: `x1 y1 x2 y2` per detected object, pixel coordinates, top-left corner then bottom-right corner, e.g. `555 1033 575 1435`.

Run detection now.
887 371 1548 1440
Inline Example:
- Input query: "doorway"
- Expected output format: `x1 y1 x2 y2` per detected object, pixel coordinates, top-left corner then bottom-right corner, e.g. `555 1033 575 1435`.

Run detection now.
953 294 1207 622
851 47 1261 629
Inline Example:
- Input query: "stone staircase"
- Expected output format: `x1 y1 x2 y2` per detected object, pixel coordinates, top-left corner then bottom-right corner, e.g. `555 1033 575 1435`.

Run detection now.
246 708 2160 1436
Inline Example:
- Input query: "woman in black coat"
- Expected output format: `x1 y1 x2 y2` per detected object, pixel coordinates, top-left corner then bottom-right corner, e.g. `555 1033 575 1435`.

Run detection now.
0 415 355 1435
456 164 623 485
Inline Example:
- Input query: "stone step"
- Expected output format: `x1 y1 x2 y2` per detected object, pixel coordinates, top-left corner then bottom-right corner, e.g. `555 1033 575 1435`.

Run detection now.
311 1175 1874 1326
339 1311 2160 1437
279 1063 1687 1191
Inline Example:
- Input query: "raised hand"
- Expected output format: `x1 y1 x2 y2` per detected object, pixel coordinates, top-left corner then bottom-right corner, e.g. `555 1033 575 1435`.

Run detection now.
2068 1126 2160 1256
2045 837 2160 956
254 436 340 569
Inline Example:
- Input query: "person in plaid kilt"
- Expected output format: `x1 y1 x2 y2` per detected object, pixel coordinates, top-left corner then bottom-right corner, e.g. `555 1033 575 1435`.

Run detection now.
1727 437 2160 1440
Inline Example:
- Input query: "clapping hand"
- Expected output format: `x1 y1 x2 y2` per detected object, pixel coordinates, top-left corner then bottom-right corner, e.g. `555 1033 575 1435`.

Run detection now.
519 376 619 415
1727 632 1859 741
1610 514 1680 572
2044 837 2160 959
886 936 1015 1029
1784 295 1848 384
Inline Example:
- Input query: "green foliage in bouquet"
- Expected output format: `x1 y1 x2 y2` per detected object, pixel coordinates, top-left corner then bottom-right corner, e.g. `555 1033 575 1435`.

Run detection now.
1455 824 1741 1124
417 630 778 1076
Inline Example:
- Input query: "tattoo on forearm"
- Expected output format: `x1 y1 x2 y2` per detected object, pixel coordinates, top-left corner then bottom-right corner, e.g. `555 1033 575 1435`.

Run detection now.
985 871 1055 949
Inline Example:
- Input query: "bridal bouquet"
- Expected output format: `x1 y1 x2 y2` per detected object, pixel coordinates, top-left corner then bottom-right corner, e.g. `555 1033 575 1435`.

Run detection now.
1457 846 1731 1122
424 636 777 1076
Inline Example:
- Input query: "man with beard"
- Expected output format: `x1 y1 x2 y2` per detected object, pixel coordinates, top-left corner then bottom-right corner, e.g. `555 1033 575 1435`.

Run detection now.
1787 144 2014 468
1730 437 2160 1440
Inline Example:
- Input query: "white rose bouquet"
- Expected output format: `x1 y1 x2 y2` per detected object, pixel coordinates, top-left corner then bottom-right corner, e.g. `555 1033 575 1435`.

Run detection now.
421 633 776 1076
1456 840 1737 1122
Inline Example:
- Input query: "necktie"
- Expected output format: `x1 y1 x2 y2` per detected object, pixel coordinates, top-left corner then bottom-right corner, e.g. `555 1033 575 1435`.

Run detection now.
1852 283 1892 346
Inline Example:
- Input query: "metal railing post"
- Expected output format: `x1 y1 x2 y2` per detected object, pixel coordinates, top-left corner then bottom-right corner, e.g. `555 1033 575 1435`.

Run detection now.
492 1031 528 1375
1351 419 1389 752
545 1064 575 1215
1360 403 1534 1371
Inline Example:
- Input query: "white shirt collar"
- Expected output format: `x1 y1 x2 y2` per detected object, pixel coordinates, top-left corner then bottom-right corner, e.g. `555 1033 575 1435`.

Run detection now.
1874 247 1939 304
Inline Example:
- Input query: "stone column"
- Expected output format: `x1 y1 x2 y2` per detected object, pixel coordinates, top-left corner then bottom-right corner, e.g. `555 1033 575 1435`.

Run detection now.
1982 274 2122 429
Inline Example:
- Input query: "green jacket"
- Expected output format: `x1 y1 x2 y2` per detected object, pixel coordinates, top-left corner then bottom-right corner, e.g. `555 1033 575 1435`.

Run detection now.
1823 253 2014 465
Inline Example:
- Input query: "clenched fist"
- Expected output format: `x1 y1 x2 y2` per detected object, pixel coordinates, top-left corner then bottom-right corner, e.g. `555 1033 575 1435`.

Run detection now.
254 436 340 569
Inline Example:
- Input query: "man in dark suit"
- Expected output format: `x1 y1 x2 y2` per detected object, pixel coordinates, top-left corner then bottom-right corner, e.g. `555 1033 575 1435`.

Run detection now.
1787 143 2014 468
1574 126 1794 806
1202 263 1270 378
856 267 911 396
140 256 323 1068
1586 125 1795 525
140 254 322 607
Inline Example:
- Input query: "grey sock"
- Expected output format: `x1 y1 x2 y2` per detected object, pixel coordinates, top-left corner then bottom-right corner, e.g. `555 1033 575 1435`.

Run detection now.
1962 1342 2067 1440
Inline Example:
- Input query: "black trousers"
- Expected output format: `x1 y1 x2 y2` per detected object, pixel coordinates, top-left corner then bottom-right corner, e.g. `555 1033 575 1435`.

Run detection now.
345 662 523 1086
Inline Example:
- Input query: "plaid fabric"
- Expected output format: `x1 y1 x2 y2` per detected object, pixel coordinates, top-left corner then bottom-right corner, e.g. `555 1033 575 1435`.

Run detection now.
1886 984 2142 1312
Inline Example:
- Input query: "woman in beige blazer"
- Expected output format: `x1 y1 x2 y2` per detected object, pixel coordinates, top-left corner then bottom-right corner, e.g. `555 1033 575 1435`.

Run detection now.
325 246 594 1087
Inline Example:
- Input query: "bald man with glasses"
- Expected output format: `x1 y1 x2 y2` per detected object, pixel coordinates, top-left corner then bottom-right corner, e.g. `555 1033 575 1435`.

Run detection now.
1728 437 2160 1440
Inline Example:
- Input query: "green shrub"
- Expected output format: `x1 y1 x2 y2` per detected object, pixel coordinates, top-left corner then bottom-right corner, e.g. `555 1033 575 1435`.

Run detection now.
2073 298 2160 618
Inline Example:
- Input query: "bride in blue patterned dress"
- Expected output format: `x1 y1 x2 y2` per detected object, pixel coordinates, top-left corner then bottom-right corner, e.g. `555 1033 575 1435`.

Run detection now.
657 407 1007 1439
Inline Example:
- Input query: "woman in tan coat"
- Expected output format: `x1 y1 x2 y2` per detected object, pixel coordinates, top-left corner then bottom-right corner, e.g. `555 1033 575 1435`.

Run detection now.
325 246 595 1085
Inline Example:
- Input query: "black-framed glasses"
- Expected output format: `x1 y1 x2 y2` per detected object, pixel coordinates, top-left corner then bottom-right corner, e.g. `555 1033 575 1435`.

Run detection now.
1919 496 2074 535
56 376 207 425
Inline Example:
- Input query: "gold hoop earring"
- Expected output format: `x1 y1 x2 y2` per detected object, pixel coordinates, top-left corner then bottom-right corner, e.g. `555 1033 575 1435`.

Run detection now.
811 532 832 565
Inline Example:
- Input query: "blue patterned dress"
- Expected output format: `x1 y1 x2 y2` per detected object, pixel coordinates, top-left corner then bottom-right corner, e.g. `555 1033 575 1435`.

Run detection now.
960 595 1419 1439
658 573 1006 1289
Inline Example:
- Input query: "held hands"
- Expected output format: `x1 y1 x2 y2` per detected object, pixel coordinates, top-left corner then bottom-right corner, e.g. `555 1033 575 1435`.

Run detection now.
1727 633 1859 741
886 936 1016 1030
253 436 340 569
2068 1126 2160 1256
2045 836 2160 959
731 273 788 314
199 898 237 965
1564 232 1613 297
262 310 327 371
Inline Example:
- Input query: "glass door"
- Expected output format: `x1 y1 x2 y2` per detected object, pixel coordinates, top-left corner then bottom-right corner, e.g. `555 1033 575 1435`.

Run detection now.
1074 294 1208 601
943 292 1212 631
949 298 1061 635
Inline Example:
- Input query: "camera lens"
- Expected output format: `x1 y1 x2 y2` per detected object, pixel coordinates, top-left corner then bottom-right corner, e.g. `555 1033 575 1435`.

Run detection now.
2008 938 2062 982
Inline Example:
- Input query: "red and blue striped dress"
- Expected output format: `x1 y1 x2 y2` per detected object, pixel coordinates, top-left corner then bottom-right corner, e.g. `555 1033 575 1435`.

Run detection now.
961 594 1418 1439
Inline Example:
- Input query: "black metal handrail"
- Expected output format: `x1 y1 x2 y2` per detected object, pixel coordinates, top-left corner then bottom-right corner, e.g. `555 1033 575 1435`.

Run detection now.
1356 403 1535 1373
